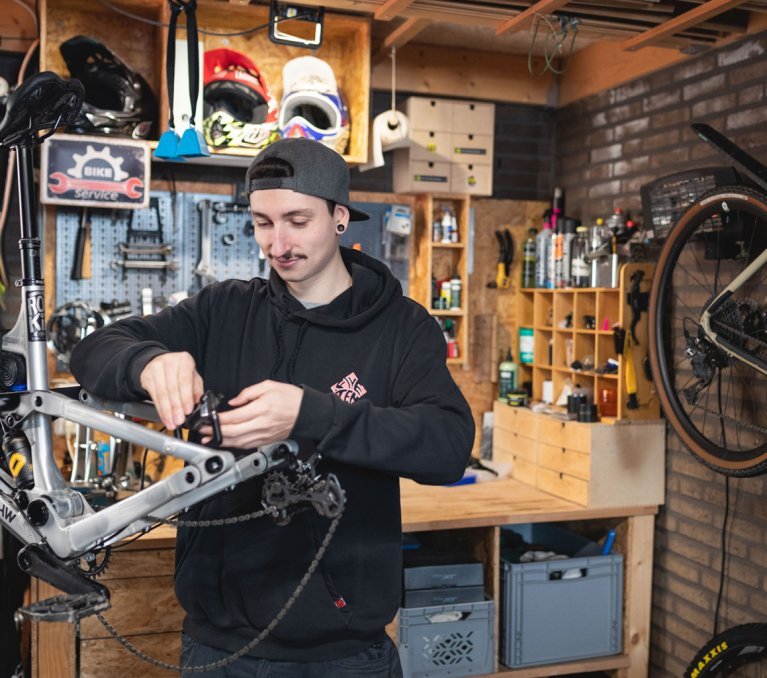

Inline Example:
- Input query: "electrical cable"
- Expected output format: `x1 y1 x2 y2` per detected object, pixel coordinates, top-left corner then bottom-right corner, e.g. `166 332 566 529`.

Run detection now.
527 13 579 76
713 473 730 636
96 0 312 37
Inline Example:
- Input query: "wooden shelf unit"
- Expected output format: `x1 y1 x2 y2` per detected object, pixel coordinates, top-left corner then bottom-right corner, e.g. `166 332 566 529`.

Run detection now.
40 0 371 165
517 262 658 421
409 193 471 366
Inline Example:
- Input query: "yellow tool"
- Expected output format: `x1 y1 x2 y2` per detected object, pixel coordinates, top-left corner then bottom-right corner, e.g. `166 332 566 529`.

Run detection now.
623 330 639 410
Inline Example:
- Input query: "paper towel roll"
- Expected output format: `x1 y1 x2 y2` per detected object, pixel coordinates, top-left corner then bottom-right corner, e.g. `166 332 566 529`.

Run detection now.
358 110 410 172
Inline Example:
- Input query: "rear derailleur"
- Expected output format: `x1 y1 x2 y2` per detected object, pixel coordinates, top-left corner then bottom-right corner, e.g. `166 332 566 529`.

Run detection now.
262 452 345 526
683 326 730 405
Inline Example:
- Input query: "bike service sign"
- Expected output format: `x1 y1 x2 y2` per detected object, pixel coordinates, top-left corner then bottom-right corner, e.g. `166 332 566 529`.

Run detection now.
40 133 150 209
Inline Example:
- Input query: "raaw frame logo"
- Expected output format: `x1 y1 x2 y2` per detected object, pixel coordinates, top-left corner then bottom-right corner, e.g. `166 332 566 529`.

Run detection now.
41 133 150 209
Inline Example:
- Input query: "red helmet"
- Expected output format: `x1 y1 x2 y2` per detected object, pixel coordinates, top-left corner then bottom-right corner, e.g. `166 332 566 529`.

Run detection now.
202 48 279 149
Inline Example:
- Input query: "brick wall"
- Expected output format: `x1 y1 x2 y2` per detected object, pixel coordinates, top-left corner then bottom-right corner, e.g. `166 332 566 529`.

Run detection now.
555 30 767 675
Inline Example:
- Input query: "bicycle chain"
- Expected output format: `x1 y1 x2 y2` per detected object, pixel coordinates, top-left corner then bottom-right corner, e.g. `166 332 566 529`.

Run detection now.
97 510 343 673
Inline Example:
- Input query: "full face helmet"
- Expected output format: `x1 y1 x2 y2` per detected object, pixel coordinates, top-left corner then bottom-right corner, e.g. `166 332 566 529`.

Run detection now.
202 48 279 150
278 56 349 155
60 36 157 139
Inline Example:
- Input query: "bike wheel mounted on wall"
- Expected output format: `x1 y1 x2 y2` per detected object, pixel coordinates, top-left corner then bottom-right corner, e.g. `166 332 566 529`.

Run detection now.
685 623 767 677
649 186 767 476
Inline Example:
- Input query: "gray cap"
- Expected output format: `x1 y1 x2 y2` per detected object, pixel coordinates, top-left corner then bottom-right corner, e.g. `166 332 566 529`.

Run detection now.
246 138 370 222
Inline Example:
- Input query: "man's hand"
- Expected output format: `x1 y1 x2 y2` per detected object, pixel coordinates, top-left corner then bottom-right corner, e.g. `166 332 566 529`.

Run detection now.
200 380 303 449
139 352 204 430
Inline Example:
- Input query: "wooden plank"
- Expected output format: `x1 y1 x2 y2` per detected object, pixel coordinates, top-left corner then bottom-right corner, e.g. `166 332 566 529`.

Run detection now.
622 0 751 50
31 580 75 678
372 43 555 105
399 477 658 532
496 0 572 35
80 632 181 678
372 17 430 64
375 0 417 21
493 653 631 675
619 514 655 678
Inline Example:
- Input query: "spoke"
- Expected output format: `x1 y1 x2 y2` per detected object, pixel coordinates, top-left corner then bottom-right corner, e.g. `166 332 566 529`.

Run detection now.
671 291 702 320
674 260 715 299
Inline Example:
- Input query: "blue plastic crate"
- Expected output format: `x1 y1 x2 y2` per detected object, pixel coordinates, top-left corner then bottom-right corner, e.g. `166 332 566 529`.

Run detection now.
500 524 623 668
398 600 495 677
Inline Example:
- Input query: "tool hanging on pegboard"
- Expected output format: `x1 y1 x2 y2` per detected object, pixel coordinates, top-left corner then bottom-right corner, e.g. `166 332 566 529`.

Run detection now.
112 197 178 280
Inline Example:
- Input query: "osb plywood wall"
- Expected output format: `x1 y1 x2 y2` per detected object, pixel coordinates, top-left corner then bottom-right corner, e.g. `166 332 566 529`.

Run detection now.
448 198 548 454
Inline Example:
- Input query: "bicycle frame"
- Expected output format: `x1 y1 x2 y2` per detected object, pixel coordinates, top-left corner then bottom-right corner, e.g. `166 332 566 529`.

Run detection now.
0 80 299 616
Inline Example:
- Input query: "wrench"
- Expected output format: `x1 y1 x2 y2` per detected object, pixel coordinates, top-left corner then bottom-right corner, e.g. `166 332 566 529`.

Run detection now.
195 199 218 285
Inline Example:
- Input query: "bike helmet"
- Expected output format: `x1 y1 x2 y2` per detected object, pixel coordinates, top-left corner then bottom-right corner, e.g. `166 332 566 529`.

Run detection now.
60 36 157 139
202 48 279 150
278 56 350 155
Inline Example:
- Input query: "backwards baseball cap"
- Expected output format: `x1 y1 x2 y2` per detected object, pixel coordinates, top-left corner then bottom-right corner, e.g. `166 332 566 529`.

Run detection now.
246 137 369 221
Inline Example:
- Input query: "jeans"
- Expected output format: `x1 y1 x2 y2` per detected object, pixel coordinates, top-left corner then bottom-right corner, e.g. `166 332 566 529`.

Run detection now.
180 633 404 677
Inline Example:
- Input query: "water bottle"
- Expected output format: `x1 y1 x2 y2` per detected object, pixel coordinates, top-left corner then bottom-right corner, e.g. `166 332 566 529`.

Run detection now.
521 228 537 288
571 226 590 288
534 218 552 288
561 218 578 288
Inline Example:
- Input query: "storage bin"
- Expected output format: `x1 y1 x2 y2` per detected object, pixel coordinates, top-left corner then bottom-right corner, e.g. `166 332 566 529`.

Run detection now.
398 600 495 677
500 524 622 668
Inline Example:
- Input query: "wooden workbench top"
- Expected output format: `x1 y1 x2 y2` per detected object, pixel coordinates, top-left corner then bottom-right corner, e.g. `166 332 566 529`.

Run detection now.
126 477 658 549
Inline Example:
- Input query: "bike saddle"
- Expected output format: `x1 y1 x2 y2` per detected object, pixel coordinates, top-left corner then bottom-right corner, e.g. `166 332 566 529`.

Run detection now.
0 71 84 148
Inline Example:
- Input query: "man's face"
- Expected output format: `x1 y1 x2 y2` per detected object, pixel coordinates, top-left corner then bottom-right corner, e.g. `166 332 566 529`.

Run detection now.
249 188 345 287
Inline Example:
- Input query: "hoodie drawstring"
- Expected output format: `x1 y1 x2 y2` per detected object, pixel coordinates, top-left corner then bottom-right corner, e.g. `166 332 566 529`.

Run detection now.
287 321 309 384
269 305 290 379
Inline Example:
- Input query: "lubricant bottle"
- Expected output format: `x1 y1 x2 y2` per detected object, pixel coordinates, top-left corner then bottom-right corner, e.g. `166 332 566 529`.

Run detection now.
535 217 552 288
498 349 518 402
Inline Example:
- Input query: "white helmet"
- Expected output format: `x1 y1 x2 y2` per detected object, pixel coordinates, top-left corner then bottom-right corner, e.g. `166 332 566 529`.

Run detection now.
278 56 350 155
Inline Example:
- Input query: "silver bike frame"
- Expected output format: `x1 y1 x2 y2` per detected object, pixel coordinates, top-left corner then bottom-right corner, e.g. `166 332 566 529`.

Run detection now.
0 134 298 564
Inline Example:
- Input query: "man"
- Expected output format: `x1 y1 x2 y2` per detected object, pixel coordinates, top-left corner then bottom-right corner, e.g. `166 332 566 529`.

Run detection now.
70 138 474 677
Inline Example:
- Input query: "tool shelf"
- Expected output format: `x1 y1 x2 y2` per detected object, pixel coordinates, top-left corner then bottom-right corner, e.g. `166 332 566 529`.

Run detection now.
408 193 471 367
39 0 371 165
516 262 658 422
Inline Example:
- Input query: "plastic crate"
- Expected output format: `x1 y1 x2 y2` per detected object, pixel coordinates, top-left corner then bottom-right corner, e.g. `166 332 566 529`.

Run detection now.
640 166 737 241
499 524 623 668
397 600 495 677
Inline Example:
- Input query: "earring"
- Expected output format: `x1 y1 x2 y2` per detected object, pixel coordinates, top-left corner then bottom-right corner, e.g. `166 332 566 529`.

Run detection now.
336 224 346 233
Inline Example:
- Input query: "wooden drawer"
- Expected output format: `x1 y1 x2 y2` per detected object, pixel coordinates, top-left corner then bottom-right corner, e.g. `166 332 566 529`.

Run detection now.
493 401 539 439
410 129 452 161
511 455 538 486
494 427 536 463
537 442 590 480
404 96 454 131
450 132 493 164
536 416 569 448
536 467 589 506
452 101 495 132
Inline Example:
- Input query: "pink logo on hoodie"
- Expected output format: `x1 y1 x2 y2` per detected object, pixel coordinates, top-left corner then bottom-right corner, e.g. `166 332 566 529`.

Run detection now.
331 372 367 403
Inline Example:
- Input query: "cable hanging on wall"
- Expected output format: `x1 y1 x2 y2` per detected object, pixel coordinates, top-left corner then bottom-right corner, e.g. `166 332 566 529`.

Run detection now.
527 13 579 76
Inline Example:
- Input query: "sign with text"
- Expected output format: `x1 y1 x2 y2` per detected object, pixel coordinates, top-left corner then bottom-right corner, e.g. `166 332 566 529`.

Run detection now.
40 134 150 209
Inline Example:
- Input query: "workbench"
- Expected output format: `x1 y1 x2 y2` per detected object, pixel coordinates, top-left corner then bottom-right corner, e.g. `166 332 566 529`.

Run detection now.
31 477 658 677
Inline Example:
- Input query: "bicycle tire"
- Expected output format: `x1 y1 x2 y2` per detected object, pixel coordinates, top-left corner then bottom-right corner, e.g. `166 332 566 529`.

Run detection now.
649 185 767 476
685 623 767 677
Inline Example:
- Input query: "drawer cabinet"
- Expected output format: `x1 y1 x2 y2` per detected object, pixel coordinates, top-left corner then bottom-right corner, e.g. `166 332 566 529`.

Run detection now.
493 402 665 507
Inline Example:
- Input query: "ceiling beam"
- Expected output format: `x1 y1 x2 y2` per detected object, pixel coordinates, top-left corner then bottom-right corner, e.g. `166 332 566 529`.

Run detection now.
496 0 572 35
621 0 751 50
375 0 417 21
372 17 431 64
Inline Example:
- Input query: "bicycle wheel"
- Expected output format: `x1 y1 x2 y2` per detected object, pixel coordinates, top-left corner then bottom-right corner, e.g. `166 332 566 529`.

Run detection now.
649 186 767 476
685 623 767 677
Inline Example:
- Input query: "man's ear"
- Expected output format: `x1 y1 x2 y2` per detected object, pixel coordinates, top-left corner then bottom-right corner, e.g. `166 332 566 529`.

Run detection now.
334 204 350 226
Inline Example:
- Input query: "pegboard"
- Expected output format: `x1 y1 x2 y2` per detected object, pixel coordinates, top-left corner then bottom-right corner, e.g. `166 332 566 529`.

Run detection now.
55 193 408 314
55 191 268 314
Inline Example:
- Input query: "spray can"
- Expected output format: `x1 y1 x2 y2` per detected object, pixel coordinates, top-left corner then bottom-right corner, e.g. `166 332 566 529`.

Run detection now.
535 218 552 288
561 218 577 288
521 228 537 288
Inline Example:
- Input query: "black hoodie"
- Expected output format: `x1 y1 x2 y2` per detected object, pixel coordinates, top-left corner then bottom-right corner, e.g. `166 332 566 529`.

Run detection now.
70 247 474 661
